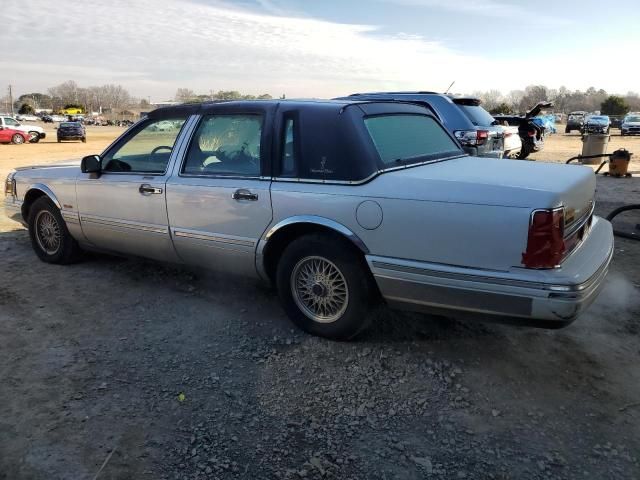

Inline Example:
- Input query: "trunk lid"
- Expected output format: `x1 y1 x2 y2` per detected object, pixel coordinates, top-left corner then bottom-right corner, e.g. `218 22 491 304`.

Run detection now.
372 156 595 218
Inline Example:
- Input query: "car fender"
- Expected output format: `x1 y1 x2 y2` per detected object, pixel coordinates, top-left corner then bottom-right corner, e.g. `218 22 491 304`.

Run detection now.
21 184 62 221
255 215 370 281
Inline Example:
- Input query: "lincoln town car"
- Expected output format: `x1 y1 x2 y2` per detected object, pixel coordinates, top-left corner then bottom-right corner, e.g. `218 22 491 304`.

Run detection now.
3 100 614 339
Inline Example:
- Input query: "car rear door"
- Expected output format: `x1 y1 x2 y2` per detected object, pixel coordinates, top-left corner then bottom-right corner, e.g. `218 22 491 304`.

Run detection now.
165 107 273 277
76 116 192 261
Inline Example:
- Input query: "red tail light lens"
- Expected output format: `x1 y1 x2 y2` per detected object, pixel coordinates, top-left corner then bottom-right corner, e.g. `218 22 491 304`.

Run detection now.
527 129 536 137
476 130 489 145
522 208 565 269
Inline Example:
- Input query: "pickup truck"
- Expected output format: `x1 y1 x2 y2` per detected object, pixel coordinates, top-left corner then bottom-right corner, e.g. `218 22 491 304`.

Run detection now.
4 100 613 340
0 116 46 143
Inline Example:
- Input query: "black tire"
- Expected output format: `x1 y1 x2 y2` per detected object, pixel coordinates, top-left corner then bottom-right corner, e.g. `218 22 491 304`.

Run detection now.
565 126 570 134
11 134 25 145
81 137 86 143
57 138 61 143
276 233 377 340
28 132 40 143
28 196 82 264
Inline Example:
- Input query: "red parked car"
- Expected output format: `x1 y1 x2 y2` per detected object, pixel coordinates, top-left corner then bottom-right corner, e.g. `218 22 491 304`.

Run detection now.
0 127 29 145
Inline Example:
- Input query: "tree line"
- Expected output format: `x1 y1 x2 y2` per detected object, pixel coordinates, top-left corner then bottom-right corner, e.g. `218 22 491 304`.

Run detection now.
5 81 639 117
174 88 273 103
472 85 640 116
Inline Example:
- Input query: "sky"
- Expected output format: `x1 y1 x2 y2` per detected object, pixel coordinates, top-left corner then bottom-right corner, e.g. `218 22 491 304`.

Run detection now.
2 0 638 101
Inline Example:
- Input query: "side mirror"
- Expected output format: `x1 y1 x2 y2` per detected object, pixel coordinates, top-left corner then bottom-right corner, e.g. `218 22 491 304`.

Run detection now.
81 155 102 175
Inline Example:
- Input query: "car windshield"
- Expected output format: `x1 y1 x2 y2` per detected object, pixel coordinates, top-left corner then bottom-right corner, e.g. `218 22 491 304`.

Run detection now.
60 122 79 127
456 104 496 127
589 116 608 123
364 114 462 167
625 116 640 122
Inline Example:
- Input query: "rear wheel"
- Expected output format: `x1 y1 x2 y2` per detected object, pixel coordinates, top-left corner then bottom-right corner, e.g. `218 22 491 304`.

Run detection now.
11 134 25 145
276 233 376 340
565 126 570 134
81 137 86 143
28 196 82 264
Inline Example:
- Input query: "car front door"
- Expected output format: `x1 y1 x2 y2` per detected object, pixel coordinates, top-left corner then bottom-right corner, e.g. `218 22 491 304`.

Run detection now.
76 116 190 261
166 112 273 277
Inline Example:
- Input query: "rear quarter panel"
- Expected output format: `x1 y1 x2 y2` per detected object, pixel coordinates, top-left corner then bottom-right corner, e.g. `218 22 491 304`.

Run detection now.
269 180 530 272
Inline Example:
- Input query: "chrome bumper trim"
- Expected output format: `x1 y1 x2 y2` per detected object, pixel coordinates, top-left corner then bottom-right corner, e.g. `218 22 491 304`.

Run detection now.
370 241 613 296
80 215 168 235
173 229 256 248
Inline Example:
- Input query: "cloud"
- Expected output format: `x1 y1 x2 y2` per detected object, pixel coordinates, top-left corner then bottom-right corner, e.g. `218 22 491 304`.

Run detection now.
1 0 635 100
374 0 571 25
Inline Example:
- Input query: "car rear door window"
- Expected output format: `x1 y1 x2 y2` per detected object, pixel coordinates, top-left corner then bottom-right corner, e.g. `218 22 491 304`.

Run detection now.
281 117 297 177
364 114 461 166
102 118 186 173
182 115 262 177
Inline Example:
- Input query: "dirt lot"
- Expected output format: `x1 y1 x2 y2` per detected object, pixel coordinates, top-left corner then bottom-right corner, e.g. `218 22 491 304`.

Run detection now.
1 124 639 479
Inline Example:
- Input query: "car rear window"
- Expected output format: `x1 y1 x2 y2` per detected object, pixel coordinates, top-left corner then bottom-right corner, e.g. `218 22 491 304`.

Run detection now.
60 122 78 127
364 114 461 166
456 104 496 127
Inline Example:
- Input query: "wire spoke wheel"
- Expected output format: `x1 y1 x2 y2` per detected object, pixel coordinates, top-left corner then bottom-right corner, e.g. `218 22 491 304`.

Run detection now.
291 256 349 323
35 210 61 255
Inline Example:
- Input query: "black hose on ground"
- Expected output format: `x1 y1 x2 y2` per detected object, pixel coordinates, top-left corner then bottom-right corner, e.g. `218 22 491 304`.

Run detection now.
606 205 640 241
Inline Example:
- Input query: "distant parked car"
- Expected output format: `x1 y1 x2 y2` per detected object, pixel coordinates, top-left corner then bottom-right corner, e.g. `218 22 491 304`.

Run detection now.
4 99 613 339
0 116 46 142
0 127 29 144
583 115 610 134
609 115 623 129
565 111 587 133
620 115 640 136
335 91 512 158
57 122 86 143
16 114 39 122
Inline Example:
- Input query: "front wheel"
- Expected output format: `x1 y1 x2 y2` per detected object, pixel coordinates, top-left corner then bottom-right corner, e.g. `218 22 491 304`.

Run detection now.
28 196 83 264
276 233 377 340
28 132 40 143
11 134 25 145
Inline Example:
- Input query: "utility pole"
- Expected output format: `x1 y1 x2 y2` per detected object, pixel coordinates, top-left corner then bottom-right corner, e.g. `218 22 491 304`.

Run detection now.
8 85 14 115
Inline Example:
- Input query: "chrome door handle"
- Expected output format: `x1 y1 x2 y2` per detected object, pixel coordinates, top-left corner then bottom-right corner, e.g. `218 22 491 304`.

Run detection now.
139 184 163 195
232 189 258 201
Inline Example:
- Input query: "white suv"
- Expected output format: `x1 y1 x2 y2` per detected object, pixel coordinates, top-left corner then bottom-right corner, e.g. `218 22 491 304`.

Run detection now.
0 116 46 143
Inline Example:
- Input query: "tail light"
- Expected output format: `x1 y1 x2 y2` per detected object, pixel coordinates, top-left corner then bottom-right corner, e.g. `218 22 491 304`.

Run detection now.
522 208 565 269
454 129 490 146
527 129 536 137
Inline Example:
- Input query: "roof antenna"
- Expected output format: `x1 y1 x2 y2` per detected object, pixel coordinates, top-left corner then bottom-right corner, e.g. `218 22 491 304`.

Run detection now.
444 81 455 94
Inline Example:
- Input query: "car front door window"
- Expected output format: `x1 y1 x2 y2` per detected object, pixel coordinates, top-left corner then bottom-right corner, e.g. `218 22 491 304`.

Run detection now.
102 118 186 173
182 115 262 177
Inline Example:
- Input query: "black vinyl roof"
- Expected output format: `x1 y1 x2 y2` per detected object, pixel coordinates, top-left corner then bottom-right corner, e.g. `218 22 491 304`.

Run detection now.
147 99 372 119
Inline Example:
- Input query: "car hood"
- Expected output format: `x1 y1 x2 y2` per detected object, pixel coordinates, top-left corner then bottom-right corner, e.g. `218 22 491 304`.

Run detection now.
368 156 595 216
15 160 81 172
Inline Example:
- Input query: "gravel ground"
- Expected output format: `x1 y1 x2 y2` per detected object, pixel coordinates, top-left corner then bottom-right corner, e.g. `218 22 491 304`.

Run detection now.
1 132 640 479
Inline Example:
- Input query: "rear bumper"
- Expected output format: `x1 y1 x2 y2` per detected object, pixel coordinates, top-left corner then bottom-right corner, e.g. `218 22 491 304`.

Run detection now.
367 216 614 328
